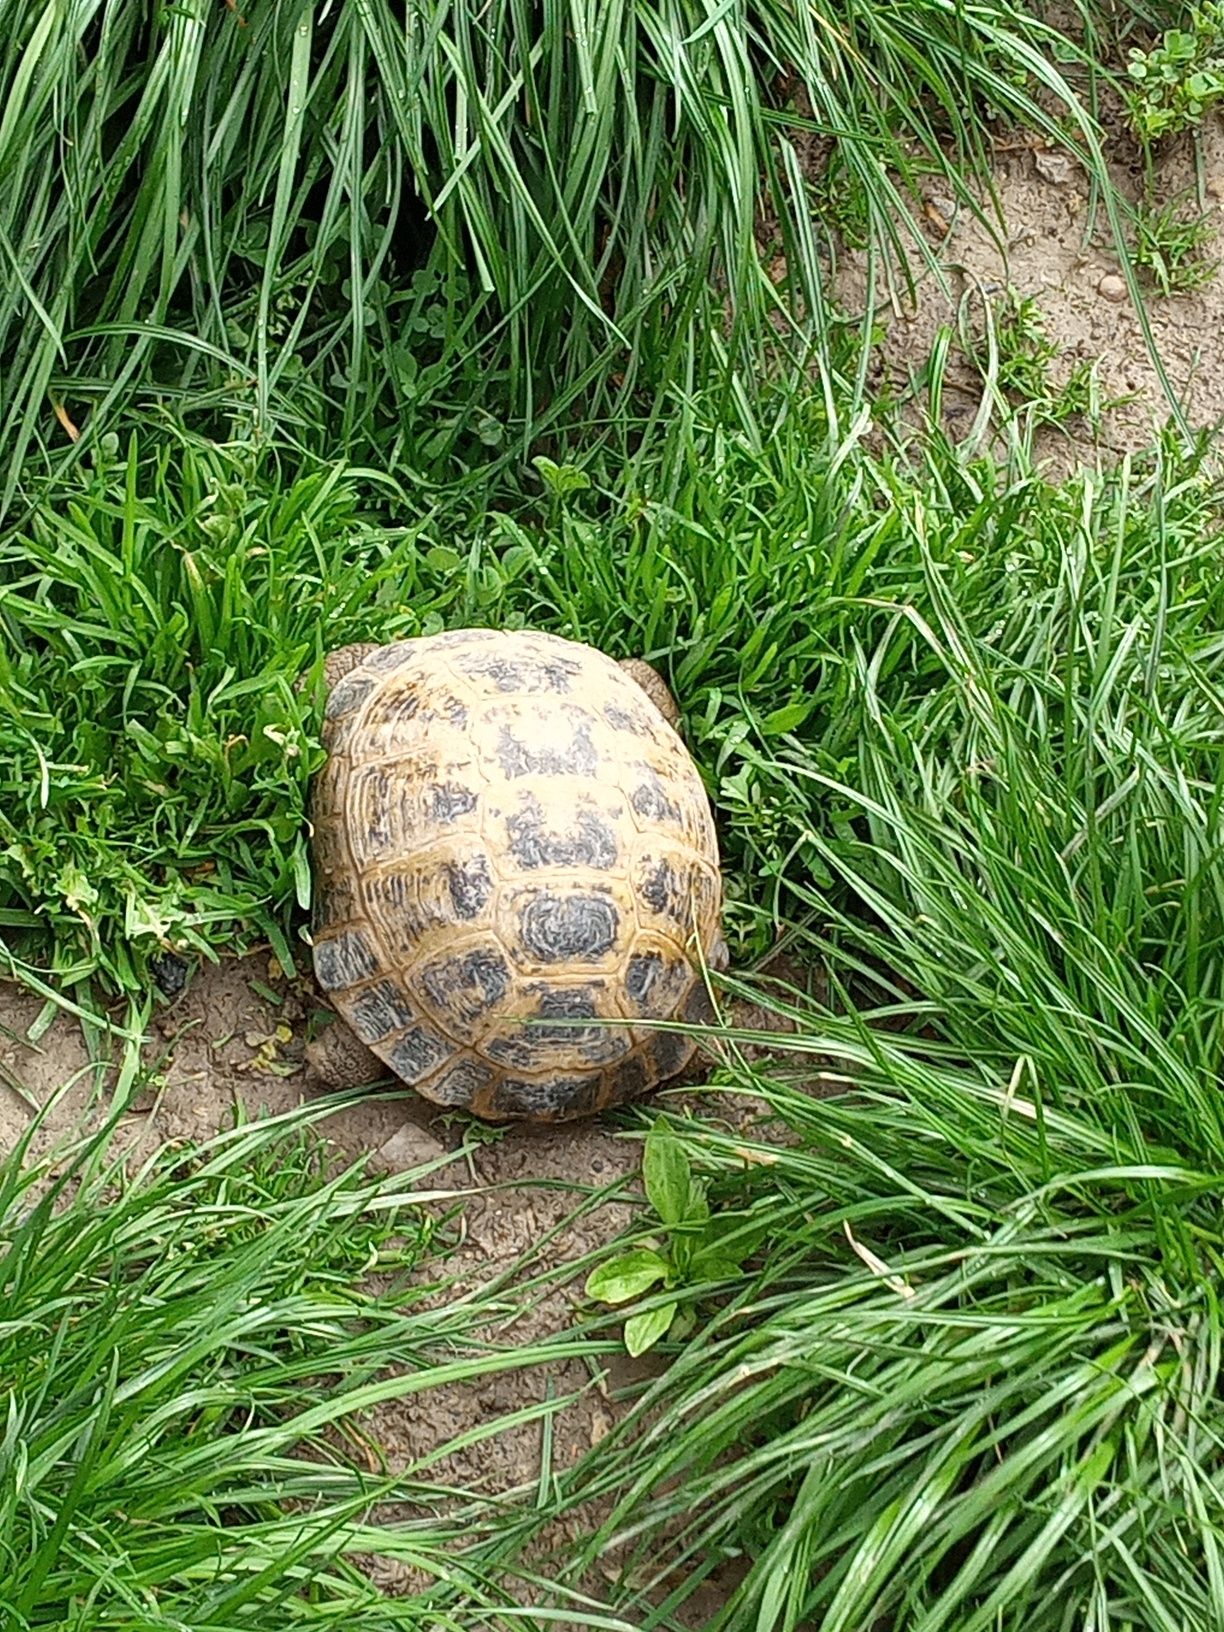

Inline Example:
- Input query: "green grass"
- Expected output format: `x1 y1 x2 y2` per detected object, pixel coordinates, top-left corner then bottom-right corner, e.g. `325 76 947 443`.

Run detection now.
537 429 1224 1628
4 4 1224 1619
0 1083 649 1628
0 431 458 997
6 375 1224 1626
3 372 871 996
1129 195 1218 295
0 0 1182 520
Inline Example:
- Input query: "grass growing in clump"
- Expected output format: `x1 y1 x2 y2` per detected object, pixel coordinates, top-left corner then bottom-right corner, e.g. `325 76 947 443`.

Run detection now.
6 358 1224 1627
0 0 1172 515
1129 195 1218 294
0 432 465 994
0 1090 635 1627
536 432 1224 1629
0 371 873 992
954 285 1102 430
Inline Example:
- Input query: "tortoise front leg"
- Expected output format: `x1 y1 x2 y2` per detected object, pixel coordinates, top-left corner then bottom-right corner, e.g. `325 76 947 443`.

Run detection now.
322 642 383 692
304 1019 387 1090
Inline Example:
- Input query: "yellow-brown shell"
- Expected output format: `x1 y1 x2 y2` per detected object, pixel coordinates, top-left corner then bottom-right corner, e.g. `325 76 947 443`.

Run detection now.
309 628 724 1121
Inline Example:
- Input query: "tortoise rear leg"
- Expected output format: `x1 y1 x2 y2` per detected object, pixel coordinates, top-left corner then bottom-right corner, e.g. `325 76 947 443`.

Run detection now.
304 1020 387 1091
618 657 681 731
295 642 382 701
323 642 382 691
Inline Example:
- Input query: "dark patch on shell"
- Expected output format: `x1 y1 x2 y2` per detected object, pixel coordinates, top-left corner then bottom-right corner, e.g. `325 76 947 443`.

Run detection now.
682 981 716 1027
313 930 379 992
364 870 430 944
604 701 652 733
384 1025 453 1086
482 1033 541 1068
425 1056 496 1108
486 985 625 1068
365 689 420 729
638 857 681 916
506 794 617 871
519 892 619 964
496 720 597 779
434 694 469 729
347 979 419 1044
631 769 683 826
352 765 394 859
324 671 376 721
358 642 416 674
492 1073 600 1119
445 854 494 919
418 946 511 1027
427 782 479 824
649 1028 695 1082
456 654 581 694
311 875 359 935
624 950 691 1018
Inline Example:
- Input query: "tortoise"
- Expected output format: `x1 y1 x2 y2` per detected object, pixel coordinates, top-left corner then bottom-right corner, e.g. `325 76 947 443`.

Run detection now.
304 627 726 1122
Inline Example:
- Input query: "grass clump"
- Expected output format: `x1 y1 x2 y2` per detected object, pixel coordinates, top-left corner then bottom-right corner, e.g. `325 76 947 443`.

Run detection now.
1129 195 1218 294
0 433 467 994
543 431 1224 1630
955 285 1101 430
0 371 872 992
0 0 1159 514
0 1096 623 1627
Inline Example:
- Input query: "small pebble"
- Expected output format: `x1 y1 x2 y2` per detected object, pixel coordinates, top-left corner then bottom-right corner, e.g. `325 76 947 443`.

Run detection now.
1033 150 1071 185
924 194 956 234
371 1123 450 1174
1097 272 1127 304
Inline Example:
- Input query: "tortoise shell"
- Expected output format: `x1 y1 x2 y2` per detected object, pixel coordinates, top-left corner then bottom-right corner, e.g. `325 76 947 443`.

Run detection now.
309 628 725 1121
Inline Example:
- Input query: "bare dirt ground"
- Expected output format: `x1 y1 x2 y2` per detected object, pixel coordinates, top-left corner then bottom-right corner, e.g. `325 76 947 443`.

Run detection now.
834 115 1224 472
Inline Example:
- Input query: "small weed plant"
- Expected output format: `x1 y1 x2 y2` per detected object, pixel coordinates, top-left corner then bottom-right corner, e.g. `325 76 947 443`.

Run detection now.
584 1120 757 1355
1126 1 1224 139
953 286 1102 430
1129 195 1218 293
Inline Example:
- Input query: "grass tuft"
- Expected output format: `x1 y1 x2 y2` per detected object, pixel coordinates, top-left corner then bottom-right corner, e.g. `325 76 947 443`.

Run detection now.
0 1096 635 1627
541 427 1224 1630
0 0 1179 512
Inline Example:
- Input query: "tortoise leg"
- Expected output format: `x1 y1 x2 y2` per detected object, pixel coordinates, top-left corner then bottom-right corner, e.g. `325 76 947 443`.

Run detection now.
295 642 382 700
323 642 383 692
618 657 681 732
304 1019 387 1091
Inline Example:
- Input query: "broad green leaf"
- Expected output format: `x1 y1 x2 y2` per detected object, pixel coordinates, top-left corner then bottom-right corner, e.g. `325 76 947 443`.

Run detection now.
761 699 814 736
425 546 464 573
643 1122 692 1227
624 1302 677 1357
585 1250 669 1306
532 456 590 498
688 1253 746 1284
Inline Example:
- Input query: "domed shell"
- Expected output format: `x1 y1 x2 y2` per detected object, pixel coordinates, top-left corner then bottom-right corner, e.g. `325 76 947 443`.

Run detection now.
309 628 724 1121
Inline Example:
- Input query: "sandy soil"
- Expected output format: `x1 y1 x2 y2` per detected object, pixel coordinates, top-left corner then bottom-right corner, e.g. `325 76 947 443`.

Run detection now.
834 116 1224 471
